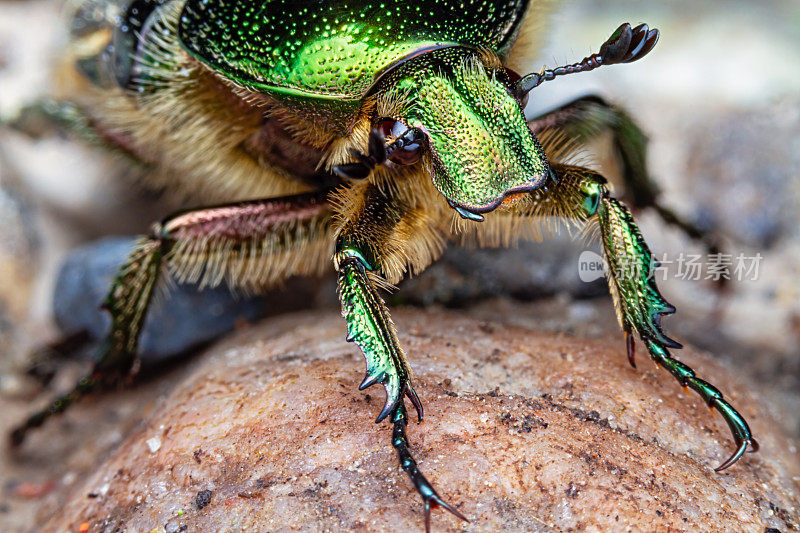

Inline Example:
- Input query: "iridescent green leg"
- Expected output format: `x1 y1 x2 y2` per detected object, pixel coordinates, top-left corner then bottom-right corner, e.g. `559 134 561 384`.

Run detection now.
335 246 422 422
335 246 466 529
533 163 757 470
11 191 332 446
529 96 722 255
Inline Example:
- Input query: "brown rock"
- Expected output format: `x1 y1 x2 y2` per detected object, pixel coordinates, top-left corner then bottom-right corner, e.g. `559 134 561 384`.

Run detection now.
34 308 798 532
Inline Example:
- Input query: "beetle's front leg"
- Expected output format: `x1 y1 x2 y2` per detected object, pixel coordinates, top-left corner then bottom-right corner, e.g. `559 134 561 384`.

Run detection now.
333 181 464 529
335 245 421 422
334 244 465 529
521 163 757 470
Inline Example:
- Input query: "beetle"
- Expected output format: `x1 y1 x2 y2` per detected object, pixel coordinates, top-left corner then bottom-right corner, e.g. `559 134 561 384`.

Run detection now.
12 0 757 529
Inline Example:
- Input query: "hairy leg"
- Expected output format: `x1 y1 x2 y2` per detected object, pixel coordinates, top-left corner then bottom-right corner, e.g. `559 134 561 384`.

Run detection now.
333 182 463 530
507 163 756 470
11 190 333 445
529 96 722 254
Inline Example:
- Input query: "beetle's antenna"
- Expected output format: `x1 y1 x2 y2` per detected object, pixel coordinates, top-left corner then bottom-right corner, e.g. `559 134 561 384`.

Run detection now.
516 23 659 98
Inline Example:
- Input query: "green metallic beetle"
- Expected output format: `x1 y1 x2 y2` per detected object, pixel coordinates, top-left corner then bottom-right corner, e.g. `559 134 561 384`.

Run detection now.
12 0 757 529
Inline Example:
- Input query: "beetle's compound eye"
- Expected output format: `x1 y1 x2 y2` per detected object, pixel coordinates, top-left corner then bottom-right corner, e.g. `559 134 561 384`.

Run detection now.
379 118 424 166
505 68 529 108
379 118 405 138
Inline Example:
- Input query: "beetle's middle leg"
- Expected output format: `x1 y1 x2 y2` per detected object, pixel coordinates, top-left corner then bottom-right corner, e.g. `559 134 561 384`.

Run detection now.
11 190 333 445
333 180 465 529
528 96 723 256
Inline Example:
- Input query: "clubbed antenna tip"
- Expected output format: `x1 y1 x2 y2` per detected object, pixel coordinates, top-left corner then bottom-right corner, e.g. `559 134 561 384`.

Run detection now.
515 22 660 98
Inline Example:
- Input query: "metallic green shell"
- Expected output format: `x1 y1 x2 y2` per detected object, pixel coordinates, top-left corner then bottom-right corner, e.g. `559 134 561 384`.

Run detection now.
178 0 530 128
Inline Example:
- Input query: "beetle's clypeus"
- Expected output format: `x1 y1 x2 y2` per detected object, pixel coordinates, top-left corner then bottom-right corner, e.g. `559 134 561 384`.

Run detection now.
13 0 756 529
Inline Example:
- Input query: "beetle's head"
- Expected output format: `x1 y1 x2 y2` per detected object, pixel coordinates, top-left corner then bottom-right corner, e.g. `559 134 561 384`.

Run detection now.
374 47 549 219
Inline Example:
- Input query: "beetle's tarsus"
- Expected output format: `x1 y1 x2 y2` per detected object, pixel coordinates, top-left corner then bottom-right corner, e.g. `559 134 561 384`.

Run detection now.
391 401 468 532
645 339 755 470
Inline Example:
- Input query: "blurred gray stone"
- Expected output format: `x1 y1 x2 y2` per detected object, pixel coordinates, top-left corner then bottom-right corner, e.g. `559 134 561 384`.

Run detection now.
53 237 325 365
397 235 607 307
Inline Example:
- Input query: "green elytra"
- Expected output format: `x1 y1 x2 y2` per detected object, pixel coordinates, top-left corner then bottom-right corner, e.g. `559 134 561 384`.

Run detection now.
178 0 528 107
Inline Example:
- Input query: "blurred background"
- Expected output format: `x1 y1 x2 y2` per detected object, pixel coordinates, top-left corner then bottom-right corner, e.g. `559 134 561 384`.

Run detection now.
0 0 798 528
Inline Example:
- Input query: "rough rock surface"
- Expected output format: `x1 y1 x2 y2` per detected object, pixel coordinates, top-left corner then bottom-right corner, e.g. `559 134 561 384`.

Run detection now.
32 308 799 532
